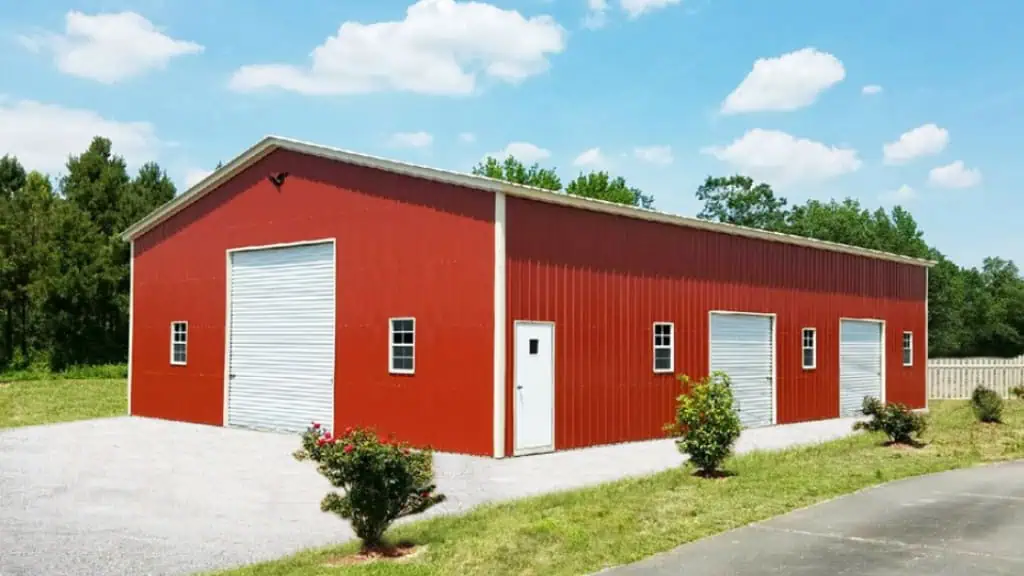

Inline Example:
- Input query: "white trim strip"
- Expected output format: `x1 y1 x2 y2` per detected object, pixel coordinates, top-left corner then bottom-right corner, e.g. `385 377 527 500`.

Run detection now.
127 240 134 416
120 136 936 269
493 191 507 458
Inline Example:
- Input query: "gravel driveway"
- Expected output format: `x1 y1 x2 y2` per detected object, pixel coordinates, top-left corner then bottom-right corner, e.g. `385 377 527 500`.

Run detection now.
0 415 858 576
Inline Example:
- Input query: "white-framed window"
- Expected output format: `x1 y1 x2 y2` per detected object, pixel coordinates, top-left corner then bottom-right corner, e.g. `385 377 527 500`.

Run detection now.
653 322 674 373
389 317 416 374
902 331 913 366
801 327 816 370
170 321 188 366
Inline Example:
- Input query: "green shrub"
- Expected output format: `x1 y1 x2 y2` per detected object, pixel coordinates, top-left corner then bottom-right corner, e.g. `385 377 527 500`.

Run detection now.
970 386 1003 423
853 397 927 445
294 423 445 550
665 371 742 475
1009 385 1024 400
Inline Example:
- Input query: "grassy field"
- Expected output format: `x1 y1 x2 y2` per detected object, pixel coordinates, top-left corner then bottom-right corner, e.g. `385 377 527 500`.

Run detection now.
0 377 126 428
215 400 1024 576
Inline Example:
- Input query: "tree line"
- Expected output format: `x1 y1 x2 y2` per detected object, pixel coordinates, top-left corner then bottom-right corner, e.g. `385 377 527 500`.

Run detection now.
0 137 175 370
0 141 1016 371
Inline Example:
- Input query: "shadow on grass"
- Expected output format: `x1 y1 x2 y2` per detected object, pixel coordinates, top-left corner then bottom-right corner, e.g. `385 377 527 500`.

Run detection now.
691 468 738 479
881 439 929 449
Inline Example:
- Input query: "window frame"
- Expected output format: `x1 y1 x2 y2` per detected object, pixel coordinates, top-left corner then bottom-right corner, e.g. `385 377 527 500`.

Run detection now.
170 321 188 366
652 322 675 374
902 331 913 367
801 327 817 370
389 317 416 375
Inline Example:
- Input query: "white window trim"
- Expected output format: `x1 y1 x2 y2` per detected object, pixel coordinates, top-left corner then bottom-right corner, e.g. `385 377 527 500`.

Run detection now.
389 317 416 375
170 321 188 366
801 327 817 370
902 331 913 366
653 322 675 374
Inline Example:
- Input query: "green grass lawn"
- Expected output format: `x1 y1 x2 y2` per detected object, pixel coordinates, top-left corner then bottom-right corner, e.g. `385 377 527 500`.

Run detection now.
215 400 1024 576
0 378 126 428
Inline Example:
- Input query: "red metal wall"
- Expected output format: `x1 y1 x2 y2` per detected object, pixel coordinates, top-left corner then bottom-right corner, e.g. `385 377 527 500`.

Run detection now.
504 197 927 454
132 150 496 456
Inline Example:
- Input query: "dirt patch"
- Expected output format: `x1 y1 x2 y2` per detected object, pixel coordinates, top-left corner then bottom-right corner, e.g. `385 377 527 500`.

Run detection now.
323 542 426 567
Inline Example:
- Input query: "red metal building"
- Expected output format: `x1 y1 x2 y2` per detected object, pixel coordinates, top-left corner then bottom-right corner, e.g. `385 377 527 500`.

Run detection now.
123 136 932 458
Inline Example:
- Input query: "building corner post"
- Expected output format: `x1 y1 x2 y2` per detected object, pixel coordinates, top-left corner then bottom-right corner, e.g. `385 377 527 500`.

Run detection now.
493 192 507 458
127 240 135 416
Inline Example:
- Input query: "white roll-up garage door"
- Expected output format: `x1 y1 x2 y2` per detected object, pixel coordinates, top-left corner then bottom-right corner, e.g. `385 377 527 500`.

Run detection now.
839 319 883 417
709 313 775 428
226 241 335 433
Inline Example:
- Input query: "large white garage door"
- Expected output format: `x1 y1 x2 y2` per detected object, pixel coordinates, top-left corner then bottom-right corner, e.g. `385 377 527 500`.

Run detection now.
839 320 883 417
227 241 335 433
709 313 774 428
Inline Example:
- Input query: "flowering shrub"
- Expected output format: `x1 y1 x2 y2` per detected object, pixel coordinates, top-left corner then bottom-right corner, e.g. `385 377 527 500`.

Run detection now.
294 423 446 549
664 372 742 476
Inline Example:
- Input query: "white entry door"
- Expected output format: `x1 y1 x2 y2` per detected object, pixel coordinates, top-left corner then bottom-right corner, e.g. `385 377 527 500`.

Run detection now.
227 241 335 433
839 319 884 417
514 322 555 455
709 312 775 428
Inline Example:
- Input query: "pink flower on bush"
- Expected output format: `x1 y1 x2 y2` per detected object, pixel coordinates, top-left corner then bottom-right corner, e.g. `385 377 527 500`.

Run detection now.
317 438 326 447
344 444 354 453
312 422 321 430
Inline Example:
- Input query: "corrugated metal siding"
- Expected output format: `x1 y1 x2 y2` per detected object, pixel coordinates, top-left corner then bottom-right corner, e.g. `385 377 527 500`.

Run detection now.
505 197 927 454
709 313 774 428
839 319 884 417
131 150 496 456
226 242 335 433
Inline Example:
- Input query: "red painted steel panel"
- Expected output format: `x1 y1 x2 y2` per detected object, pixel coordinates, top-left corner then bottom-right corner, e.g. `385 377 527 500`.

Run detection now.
505 197 926 454
132 149 495 456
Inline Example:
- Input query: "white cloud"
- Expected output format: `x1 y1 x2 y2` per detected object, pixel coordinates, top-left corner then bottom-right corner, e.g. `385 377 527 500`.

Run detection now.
862 84 883 95
721 48 845 115
184 167 213 188
458 132 476 143
229 0 567 96
573 147 606 167
620 0 681 19
882 123 949 165
633 145 673 165
929 160 982 189
702 128 862 184
389 131 434 148
880 184 916 204
0 99 161 173
18 11 203 83
583 0 609 29
487 141 551 163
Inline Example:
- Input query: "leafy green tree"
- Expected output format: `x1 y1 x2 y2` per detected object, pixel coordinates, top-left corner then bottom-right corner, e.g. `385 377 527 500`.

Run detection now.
472 156 562 191
696 175 788 230
566 171 655 209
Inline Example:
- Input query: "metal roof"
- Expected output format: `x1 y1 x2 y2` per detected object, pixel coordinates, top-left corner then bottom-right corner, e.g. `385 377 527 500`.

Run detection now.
121 135 936 268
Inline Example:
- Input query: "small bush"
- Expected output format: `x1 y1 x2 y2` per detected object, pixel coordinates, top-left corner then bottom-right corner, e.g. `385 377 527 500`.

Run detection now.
853 397 927 445
970 386 1003 423
294 424 446 550
664 371 742 475
1009 385 1024 400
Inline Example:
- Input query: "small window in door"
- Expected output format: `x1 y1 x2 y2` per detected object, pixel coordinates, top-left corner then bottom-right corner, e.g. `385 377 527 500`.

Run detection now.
801 328 816 370
389 317 415 374
902 331 913 366
653 322 674 373
529 338 539 355
170 321 188 366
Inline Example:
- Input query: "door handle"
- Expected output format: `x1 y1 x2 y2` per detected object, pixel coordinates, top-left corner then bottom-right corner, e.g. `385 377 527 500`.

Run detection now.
516 385 524 390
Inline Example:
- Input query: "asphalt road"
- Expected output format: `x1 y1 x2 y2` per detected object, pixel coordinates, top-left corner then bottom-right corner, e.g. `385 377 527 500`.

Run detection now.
603 460 1024 575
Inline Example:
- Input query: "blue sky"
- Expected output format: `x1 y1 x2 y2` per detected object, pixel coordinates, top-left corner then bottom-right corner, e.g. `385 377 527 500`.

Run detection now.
1 0 1021 267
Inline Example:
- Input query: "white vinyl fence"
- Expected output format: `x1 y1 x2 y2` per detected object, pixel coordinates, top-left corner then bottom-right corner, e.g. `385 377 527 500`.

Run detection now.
928 356 1024 399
